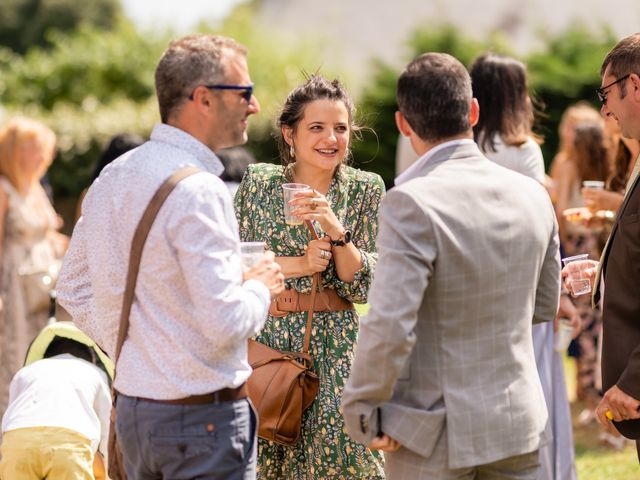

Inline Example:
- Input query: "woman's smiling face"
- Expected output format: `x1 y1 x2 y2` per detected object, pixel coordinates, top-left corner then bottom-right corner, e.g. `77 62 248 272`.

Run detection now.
285 99 350 172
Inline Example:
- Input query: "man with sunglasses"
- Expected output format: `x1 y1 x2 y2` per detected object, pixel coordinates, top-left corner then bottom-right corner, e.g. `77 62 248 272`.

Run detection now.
562 32 640 460
57 34 284 478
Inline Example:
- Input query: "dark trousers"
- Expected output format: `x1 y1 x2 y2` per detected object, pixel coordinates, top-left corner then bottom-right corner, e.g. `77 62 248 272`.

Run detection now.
116 394 257 480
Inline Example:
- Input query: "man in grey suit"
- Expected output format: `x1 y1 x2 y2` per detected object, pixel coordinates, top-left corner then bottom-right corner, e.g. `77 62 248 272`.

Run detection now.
342 52 560 479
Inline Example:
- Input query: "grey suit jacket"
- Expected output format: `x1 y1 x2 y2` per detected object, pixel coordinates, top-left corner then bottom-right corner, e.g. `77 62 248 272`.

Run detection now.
342 142 560 469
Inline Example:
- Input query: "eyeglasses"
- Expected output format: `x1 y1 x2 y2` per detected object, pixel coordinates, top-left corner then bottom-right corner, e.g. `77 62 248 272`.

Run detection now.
596 74 630 105
188 84 254 102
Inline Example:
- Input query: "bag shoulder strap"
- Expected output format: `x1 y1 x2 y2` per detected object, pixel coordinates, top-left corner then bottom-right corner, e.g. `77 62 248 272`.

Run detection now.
302 220 321 355
113 166 201 363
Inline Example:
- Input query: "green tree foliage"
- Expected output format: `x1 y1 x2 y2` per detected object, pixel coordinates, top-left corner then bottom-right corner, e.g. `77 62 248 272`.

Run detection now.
0 21 166 199
354 25 617 187
0 21 163 109
0 0 122 54
526 25 617 165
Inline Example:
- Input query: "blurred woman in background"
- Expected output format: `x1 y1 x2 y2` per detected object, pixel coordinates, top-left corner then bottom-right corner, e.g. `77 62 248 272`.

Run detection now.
0 117 68 417
581 115 640 215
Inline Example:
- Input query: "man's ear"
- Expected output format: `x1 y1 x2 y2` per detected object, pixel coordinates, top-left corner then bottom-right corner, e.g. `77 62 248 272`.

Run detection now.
395 111 413 137
630 73 640 101
469 98 480 128
191 86 212 109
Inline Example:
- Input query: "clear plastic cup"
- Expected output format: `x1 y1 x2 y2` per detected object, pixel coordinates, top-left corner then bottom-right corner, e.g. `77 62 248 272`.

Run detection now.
562 253 592 296
582 180 605 190
282 183 311 226
554 319 574 352
240 241 266 268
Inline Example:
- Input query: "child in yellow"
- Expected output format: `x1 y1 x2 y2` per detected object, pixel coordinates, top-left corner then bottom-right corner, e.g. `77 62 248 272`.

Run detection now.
0 322 112 479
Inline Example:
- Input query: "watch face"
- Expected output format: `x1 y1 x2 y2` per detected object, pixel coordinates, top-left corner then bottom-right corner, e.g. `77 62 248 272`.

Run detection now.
332 230 351 246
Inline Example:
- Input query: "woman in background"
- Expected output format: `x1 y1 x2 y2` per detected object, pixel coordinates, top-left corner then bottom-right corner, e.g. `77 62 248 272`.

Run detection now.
549 103 603 183
470 53 577 480
235 75 385 479
0 117 67 417
581 114 640 215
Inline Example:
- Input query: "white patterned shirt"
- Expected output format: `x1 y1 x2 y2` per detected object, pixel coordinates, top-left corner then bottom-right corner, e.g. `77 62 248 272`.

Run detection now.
57 124 270 399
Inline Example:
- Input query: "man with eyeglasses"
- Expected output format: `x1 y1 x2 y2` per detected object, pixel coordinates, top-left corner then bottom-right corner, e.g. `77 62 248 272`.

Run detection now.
57 34 284 478
562 32 640 460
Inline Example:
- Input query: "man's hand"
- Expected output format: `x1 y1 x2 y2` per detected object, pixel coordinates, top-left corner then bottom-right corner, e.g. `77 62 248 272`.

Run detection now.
560 259 599 296
596 385 640 434
243 251 285 298
555 293 581 338
369 434 401 452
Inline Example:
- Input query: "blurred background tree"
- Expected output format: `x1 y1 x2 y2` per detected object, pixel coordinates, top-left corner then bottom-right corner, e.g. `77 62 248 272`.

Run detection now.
0 20 165 199
0 0 621 226
353 24 616 187
527 25 617 165
0 0 122 54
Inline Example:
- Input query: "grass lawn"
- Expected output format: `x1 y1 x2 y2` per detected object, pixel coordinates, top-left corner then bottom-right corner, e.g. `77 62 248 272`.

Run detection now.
565 357 639 479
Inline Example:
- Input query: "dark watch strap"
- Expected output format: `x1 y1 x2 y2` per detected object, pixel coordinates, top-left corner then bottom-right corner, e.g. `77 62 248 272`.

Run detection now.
330 230 351 246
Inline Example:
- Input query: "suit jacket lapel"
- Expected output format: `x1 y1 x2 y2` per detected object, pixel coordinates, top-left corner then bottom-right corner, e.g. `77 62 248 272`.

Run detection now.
593 154 640 307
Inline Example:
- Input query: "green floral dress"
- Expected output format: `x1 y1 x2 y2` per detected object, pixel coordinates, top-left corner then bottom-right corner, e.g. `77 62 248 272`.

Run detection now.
234 163 385 480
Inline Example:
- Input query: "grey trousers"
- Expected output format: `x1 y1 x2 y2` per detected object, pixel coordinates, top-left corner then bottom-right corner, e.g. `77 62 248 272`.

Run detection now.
385 428 540 480
115 394 257 480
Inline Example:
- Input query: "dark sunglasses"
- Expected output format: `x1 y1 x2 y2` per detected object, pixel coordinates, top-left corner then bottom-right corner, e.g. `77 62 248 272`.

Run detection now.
188 84 254 102
596 74 630 105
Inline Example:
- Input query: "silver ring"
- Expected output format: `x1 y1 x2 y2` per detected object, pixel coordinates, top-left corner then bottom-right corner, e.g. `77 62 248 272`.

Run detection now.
321 250 329 260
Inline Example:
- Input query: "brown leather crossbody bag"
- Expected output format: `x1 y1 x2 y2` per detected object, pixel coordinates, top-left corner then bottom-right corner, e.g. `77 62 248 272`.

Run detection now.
247 220 353 446
108 167 201 480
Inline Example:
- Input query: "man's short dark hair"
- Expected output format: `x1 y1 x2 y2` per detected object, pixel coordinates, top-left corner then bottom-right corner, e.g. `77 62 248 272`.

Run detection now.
397 53 472 143
600 32 640 79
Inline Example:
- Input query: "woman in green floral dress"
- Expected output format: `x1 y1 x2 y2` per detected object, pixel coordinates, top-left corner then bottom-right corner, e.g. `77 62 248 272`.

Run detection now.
234 76 385 479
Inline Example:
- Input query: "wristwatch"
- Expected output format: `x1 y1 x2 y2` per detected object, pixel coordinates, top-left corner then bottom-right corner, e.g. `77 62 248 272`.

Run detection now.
330 230 352 246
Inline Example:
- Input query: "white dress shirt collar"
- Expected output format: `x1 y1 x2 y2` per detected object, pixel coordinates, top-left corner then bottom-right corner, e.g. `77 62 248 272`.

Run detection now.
150 123 224 177
395 138 475 186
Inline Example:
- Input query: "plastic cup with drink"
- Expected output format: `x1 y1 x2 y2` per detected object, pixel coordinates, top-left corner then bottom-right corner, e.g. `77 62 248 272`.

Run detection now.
282 183 311 226
561 253 593 296
582 180 605 190
240 241 266 268
554 318 574 353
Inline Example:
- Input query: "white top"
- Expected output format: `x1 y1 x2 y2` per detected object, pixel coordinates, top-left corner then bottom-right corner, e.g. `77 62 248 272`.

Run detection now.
482 135 545 183
2 354 111 454
395 138 475 186
57 124 271 399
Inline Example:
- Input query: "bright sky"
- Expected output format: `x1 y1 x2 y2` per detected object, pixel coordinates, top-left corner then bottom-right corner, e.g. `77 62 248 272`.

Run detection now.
120 0 245 32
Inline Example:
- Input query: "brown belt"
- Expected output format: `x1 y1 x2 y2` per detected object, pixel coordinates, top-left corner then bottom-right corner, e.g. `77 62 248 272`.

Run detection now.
135 383 248 405
269 287 353 317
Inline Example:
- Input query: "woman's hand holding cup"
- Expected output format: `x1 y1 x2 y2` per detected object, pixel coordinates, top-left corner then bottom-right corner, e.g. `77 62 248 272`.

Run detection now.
289 189 343 238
